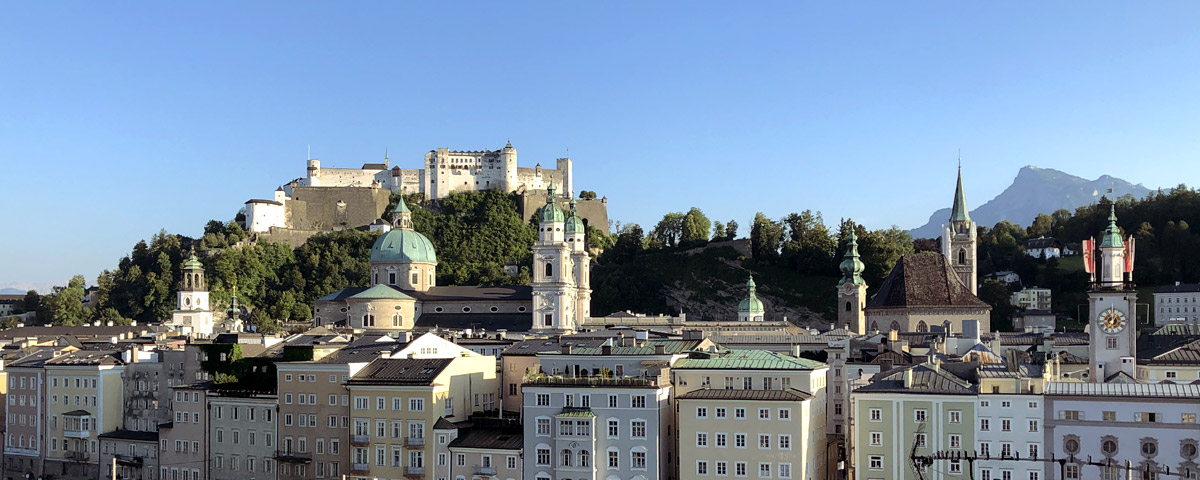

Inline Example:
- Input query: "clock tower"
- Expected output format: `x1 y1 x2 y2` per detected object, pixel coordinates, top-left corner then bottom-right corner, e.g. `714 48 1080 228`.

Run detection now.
1087 205 1137 382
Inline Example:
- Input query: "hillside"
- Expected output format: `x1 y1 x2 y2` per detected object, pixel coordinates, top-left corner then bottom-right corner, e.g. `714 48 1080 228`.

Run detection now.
910 166 1152 238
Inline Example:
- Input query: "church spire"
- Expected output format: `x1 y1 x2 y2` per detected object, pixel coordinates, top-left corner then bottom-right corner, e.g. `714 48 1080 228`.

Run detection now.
838 229 866 286
950 162 971 223
1099 204 1124 249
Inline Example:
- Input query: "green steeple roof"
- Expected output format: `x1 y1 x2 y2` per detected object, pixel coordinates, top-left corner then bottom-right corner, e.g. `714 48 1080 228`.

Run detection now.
394 197 411 214
564 198 585 234
838 229 866 286
540 182 565 223
182 254 203 271
737 276 765 313
949 164 971 224
1099 204 1125 249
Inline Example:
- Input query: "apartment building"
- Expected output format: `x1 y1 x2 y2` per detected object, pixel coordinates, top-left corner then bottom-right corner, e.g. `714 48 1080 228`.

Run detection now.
975 365 1046 480
442 418 523 480
671 349 828 480
209 392 278 480
99 430 159 480
1045 382 1200 480
43 350 125 480
344 355 499 480
158 384 208 480
3 350 56 480
122 348 170 433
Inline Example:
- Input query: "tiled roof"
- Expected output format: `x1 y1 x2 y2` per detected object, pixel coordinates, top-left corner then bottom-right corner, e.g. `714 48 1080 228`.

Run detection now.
1151 324 1200 335
1138 336 1200 365
346 358 454 385
45 350 122 366
676 388 813 401
8 349 58 368
315 287 368 303
672 349 825 370
1046 382 1200 398
854 364 977 395
866 252 990 309
315 336 404 364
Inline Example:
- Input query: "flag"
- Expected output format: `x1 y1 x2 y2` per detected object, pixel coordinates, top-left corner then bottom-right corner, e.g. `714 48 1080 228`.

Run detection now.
1125 236 1135 273
1083 238 1094 274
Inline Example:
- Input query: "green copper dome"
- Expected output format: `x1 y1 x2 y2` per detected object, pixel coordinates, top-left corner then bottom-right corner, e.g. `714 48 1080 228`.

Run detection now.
182 254 204 271
737 276 765 313
1099 204 1125 249
539 182 565 223
565 198 585 234
370 228 437 264
838 230 866 286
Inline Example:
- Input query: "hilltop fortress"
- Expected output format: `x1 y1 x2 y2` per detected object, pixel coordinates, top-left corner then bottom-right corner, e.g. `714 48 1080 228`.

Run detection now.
244 142 607 247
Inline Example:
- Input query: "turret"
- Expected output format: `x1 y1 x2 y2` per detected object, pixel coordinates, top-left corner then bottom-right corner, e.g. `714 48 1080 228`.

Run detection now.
392 197 413 230
838 230 865 286
501 141 517 193
738 276 766 322
306 159 321 186
564 198 586 253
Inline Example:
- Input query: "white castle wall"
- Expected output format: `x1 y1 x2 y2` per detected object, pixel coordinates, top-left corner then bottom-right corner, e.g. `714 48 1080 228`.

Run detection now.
244 201 286 233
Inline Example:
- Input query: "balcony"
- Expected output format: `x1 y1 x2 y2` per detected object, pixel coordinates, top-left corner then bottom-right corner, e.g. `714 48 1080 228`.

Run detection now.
274 450 313 463
473 465 497 476
404 467 425 477
114 454 143 466
66 451 89 462
404 436 425 447
64 428 90 439
350 434 370 446
350 463 370 474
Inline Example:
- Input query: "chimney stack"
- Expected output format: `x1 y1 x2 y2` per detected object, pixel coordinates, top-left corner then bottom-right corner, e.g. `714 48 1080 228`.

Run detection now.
654 344 665 355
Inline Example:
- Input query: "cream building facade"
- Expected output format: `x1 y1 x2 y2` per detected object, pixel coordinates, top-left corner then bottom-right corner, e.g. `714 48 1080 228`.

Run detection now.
43 350 125 480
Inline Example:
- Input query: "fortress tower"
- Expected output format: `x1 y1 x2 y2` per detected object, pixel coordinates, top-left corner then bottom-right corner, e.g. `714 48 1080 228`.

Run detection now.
556 157 573 198
306 159 321 186
501 141 518 193
531 183 578 333
941 163 978 294
837 229 868 333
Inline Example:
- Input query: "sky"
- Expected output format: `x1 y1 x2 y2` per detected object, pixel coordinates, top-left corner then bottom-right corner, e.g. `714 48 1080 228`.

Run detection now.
3 2 1200 292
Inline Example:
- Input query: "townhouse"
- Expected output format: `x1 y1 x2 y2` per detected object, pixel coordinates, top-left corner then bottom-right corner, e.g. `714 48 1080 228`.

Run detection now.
43 350 125 480
209 391 278 480
3 350 56 480
439 417 523 480
158 384 208 480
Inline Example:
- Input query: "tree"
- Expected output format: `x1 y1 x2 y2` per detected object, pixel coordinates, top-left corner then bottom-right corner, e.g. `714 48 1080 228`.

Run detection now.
711 221 726 242
650 212 685 248
724 219 739 240
779 210 837 274
1028 213 1053 238
41 275 89 326
978 279 1016 332
855 225 914 286
680 207 711 246
750 213 785 262
603 224 645 264
23 290 39 316
248 308 280 334
579 190 597 200
96 307 132 326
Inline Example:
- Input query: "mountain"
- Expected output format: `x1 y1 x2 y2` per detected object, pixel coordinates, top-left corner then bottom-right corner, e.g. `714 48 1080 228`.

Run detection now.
0 288 26 295
909 166 1153 239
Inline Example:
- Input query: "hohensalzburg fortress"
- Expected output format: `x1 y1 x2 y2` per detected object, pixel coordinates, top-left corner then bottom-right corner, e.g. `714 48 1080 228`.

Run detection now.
300 141 572 198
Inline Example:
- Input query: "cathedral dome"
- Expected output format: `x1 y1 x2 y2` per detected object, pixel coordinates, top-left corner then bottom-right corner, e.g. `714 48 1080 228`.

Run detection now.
540 182 565 223
370 228 437 264
737 277 765 313
565 198 585 234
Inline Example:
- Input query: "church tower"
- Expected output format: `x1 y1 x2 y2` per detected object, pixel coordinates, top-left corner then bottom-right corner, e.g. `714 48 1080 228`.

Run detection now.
941 163 978 294
837 229 868 333
169 254 216 337
564 198 591 328
737 276 765 322
1087 205 1138 382
531 183 576 333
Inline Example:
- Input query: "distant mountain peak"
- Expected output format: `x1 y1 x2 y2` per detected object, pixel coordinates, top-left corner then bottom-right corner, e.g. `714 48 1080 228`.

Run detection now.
909 166 1153 238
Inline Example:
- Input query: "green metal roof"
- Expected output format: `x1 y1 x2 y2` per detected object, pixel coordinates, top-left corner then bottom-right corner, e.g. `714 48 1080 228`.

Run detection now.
556 408 596 418
737 276 764 313
949 165 971 223
838 230 865 286
370 228 437 264
564 198 585 234
182 255 203 271
348 284 415 301
1098 205 1125 249
672 349 826 370
539 182 565 223
394 197 411 214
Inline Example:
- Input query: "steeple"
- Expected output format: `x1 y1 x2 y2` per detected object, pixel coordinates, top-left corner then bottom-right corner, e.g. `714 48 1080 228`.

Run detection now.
1099 204 1124 249
540 182 565 223
949 162 971 224
392 197 413 229
564 197 585 234
738 276 765 321
838 230 866 286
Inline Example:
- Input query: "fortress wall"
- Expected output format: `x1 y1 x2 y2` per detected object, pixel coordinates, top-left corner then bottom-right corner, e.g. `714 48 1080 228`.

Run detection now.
286 186 391 231
311 167 387 188
515 168 565 193
520 193 609 233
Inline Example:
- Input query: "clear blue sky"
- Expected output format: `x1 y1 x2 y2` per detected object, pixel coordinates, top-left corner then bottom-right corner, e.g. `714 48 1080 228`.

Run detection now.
3 2 1200 291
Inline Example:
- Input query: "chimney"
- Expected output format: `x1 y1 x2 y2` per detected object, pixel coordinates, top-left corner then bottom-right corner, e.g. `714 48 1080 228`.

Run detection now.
903 368 913 388
880 357 894 372
792 345 802 358
654 344 665 355
602 344 612 356
561 344 572 355
1120 357 1135 378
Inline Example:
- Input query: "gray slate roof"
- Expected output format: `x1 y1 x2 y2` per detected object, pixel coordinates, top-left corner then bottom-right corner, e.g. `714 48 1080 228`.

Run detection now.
854 363 978 395
867 252 989 309
346 357 454 386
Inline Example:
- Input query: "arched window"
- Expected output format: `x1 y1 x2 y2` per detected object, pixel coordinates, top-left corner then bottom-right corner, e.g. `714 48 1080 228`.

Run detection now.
916 321 928 333
545 262 553 277
580 450 590 467
561 449 572 467
845 301 852 312
869 321 879 332
958 248 967 265
889 320 901 332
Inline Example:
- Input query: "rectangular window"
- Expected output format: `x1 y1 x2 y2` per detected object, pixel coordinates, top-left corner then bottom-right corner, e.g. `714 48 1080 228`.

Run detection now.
758 434 770 449
697 407 708 419
631 451 646 469
758 408 769 420
759 463 770 478
608 394 618 408
735 434 746 448
409 398 424 411
717 461 728 476
698 461 709 475
778 408 790 420
697 432 708 447
631 420 646 438
607 420 618 438
914 409 927 423
716 407 727 419
949 434 961 449
869 456 883 470
632 395 646 408
869 408 881 421
735 408 746 419
536 394 550 406
870 432 882 446
948 410 961 423
779 434 791 450
537 418 550 436
716 433 727 447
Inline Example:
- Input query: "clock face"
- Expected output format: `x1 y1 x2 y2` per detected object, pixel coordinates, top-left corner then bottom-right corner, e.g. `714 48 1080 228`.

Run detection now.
1098 307 1126 334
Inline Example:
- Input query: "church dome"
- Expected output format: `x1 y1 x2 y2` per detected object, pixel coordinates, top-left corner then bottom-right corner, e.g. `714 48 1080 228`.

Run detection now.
370 228 437 264
565 198 585 234
540 182 565 223
737 277 765 313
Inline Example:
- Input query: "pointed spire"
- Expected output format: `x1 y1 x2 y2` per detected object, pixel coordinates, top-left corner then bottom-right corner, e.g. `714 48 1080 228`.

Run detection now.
949 162 971 223
505 139 513 149
384 147 389 161
1099 204 1125 248
839 229 866 286
392 197 412 229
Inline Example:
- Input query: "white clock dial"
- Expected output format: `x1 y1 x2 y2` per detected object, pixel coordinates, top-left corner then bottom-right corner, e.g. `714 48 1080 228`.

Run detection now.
1098 307 1126 334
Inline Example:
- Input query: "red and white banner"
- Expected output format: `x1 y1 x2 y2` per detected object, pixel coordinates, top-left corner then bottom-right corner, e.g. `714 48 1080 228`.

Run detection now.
1083 238 1095 275
1125 236 1136 273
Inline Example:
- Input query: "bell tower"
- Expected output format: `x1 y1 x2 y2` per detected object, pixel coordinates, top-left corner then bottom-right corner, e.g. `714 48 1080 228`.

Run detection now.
837 229 868 333
1087 205 1138 382
178 254 209 311
531 183 574 333
941 162 977 294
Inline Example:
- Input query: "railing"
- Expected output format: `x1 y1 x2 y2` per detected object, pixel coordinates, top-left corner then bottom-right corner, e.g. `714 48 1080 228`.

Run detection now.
404 467 425 477
273 450 313 463
350 434 370 445
524 375 658 387
114 454 143 466
64 429 90 439
473 465 497 476
350 463 370 474
405 436 425 447
66 451 89 461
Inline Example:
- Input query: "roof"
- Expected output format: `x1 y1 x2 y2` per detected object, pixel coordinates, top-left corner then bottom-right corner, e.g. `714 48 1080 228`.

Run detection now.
672 349 825 370
415 313 531 331
866 252 990 309
557 407 597 417
737 277 764 313
1024 237 1062 249
98 430 159 442
314 335 403 364
244 199 283 206
1098 205 1125 249
1045 381 1200 398
446 422 523 451
949 166 971 223
346 358 454 385
0 325 152 341
504 338 611 357
370 227 437 264
677 388 813 401
1152 323 1200 335
182 255 204 270
539 339 704 356
539 183 565 223
45 350 123 366
406 285 532 302
1138 335 1200 365
315 287 369 302
564 199 585 234
348 284 415 301
854 363 977 395
1156 283 1200 294
8 349 59 368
